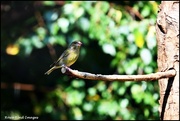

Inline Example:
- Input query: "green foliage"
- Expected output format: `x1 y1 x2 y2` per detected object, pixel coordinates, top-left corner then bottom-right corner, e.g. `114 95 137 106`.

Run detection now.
1 1 160 120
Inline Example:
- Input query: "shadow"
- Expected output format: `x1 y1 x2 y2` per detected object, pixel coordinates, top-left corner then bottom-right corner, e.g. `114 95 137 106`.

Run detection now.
160 77 174 120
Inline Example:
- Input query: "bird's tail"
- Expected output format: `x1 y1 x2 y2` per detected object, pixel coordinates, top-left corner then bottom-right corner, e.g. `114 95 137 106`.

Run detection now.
44 67 54 75
44 66 61 75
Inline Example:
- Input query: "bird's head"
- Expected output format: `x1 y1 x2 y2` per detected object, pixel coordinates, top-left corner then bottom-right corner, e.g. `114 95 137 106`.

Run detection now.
71 41 82 46
69 41 82 49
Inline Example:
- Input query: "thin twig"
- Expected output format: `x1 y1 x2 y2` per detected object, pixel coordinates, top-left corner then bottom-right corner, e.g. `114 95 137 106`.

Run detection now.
61 67 176 82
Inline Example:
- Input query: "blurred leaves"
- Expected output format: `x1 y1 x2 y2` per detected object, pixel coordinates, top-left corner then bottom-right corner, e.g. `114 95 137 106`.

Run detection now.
6 44 19 55
1 1 160 120
134 29 144 48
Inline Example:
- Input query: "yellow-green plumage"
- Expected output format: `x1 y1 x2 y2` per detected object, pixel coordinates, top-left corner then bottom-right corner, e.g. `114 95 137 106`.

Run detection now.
45 41 82 75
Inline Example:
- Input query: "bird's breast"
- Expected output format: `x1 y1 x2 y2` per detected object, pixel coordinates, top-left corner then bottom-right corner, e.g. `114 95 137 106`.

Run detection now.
61 50 79 67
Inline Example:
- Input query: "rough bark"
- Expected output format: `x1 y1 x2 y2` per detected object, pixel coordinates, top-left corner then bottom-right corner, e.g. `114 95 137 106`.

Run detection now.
156 1 179 120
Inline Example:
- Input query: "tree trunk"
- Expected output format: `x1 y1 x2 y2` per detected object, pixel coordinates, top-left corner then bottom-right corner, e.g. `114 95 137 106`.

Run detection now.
156 1 179 120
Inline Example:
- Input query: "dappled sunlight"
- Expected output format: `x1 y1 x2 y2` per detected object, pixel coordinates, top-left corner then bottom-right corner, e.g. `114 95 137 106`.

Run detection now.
6 44 19 55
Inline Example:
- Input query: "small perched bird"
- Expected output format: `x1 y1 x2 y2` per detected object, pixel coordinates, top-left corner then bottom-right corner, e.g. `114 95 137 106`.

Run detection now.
45 41 82 75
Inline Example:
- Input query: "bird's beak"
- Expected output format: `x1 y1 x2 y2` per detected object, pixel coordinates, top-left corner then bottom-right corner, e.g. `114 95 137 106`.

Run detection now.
77 41 82 46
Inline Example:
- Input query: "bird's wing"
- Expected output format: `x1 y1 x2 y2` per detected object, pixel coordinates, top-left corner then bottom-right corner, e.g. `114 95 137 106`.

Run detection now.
50 49 70 67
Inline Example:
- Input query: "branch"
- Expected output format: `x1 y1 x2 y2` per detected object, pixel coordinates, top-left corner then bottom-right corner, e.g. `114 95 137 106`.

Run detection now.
61 67 176 82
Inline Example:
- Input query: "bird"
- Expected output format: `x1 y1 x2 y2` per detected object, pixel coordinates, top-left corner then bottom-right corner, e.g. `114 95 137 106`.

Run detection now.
45 41 82 75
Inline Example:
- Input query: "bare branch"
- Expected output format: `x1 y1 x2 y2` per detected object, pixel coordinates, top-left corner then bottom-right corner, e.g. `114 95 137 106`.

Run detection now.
61 67 176 82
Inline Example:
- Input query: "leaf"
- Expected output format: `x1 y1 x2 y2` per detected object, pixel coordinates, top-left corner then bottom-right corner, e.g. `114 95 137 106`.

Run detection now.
31 35 44 48
101 1 110 13
140 48 152 65
72 107 83 120
134 29 144 48
131 84 144 103
66 90 85 106
50 22 59 35
57 18 69 33
71 80 85 88
6 44 19 55
43 1 55 6
83 102 93 112
102 43 116 56
88 87 97 96
141 5 150 17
